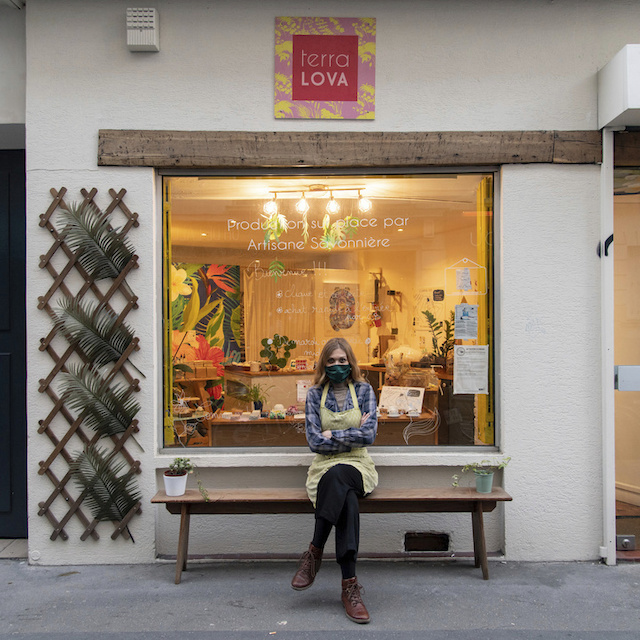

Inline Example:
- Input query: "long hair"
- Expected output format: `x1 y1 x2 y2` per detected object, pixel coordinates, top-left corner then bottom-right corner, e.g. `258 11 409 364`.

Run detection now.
313 337 364 387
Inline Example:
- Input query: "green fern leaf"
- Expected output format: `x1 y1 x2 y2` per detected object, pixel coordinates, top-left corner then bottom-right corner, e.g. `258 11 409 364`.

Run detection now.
58 202 136 281
58 364 140 437
71 444 141 525
53 297 136 368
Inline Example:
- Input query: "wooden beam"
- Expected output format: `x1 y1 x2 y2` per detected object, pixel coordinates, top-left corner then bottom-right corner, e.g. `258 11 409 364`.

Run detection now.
98 130 602 169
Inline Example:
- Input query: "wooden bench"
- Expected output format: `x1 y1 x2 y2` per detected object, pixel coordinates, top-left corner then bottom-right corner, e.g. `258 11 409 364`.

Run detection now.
151 486 512 584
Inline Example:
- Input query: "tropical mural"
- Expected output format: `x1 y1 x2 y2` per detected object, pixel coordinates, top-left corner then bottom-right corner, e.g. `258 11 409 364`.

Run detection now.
171 263 243 408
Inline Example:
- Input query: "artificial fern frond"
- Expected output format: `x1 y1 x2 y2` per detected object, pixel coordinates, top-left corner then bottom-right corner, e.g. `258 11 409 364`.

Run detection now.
72 444 141 528
53 297 137 369
58 363 140 437
58 202 135 281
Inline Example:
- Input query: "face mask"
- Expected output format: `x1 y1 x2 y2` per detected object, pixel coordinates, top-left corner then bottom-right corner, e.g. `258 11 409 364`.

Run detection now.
325 364 351 383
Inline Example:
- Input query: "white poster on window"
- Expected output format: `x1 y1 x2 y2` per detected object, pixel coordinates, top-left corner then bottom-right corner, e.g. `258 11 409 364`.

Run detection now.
297 380 311 403
454 304 478 340
453 345 488 395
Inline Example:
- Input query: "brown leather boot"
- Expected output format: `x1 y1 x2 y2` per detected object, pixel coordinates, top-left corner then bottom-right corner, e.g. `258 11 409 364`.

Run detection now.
291 543 323 590
341 576 370 624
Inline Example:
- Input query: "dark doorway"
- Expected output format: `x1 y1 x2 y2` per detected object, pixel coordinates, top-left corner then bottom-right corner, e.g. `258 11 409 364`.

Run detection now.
0 150 26 538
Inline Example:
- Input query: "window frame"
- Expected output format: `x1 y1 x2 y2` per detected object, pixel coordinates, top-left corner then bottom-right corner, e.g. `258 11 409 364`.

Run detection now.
159 165 501 455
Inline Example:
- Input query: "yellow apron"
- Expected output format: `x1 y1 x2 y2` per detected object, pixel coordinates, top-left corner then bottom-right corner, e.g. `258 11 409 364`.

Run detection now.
305 382 378 506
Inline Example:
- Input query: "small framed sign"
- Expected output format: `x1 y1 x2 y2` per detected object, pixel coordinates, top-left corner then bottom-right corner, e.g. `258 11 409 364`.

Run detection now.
275 17 376 119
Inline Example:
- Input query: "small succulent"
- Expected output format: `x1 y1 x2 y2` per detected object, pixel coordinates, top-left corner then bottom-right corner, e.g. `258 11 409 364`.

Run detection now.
166 457 194 476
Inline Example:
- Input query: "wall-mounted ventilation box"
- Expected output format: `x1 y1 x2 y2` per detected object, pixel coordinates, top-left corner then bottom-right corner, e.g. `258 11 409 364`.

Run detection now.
126 8 160 52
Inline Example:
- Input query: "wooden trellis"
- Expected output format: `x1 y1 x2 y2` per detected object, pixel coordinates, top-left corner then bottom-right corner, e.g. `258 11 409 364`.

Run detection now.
37 187 142 541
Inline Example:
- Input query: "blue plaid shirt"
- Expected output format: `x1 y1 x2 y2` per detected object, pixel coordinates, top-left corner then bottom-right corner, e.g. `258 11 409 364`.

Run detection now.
305 381 378 453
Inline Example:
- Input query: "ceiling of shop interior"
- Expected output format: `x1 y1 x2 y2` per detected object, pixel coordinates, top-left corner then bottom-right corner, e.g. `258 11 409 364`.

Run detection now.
169 174 488 256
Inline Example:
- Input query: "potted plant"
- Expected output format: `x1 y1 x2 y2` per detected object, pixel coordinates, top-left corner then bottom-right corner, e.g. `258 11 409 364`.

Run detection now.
452 457 511 494
260 333 297 369
421 310 455 371
229 382 274 412
163 457 194 496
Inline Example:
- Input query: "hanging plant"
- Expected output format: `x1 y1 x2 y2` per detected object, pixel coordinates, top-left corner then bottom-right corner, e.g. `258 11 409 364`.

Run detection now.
262 211 289 243
71 444 142 542
57 202 135 281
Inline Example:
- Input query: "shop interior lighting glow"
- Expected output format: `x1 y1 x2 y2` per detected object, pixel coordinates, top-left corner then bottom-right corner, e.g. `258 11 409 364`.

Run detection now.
263 195 278 215
326 192 340 215
264 186 371 215
358 190 372 213
295 193 310 214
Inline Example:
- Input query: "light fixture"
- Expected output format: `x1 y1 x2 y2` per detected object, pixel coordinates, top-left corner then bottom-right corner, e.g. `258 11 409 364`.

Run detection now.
295 192 310 214
326 192 340 215
201 233 207 237
263 194 278 215
358 190 372 213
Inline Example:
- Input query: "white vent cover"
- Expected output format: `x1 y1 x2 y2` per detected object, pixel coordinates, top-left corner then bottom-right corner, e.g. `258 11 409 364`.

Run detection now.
126 8 160 52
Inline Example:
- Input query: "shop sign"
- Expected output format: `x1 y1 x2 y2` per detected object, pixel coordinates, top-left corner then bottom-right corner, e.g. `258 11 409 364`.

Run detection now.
275 17 376 120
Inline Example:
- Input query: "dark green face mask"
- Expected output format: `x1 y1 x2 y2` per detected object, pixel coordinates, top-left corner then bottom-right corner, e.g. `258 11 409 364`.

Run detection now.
326 364 351 383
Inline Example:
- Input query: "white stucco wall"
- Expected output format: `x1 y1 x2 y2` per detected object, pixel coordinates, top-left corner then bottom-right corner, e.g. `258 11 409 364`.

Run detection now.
0 6 26 124
24 0 626 564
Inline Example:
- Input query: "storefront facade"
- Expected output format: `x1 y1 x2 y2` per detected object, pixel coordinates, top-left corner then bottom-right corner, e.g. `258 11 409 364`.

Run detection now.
3 0 640 565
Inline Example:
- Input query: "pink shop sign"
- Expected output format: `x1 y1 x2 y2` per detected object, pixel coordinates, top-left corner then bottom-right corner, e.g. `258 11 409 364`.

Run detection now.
275 17 376 120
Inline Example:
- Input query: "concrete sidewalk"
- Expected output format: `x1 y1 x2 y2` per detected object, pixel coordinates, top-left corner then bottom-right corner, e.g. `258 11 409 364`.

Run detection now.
1 557 640 639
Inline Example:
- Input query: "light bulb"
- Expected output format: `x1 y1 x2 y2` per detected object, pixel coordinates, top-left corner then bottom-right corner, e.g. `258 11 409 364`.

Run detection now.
263 196 278 215
326 193 340 215
358 193 372 213
296 193 309 214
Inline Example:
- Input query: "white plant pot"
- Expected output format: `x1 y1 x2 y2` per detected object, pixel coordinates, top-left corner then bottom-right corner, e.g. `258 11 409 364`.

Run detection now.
163 472 188 496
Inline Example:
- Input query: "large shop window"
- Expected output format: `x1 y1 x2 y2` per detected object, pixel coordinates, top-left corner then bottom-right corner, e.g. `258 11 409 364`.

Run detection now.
163 173 494 449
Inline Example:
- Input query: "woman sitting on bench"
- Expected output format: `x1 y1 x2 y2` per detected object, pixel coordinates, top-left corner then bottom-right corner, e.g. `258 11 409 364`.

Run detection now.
291 337 378 624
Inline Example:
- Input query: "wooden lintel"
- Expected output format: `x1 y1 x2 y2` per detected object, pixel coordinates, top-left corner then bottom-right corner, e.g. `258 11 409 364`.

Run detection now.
98 130 602 169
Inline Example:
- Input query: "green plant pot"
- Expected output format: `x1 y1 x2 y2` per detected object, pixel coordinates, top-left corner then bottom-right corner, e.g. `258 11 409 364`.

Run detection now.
474 471 494 493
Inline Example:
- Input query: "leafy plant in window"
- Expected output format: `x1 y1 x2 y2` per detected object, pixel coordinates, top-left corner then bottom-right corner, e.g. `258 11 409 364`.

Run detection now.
229 382 274 411
321 214 360 249
421 309 455 369
262 210 289 243
260 333 297 369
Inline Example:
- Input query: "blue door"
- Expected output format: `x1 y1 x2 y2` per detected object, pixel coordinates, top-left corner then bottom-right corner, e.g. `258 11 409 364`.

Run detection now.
0 150 26 537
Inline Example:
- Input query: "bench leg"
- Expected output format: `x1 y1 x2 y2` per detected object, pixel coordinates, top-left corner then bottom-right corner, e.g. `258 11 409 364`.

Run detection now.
471 502 489 580
175 503 191 584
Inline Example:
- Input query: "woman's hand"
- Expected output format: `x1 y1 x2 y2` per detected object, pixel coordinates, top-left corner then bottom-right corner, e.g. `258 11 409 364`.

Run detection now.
321 430 332 439
360 412 370 426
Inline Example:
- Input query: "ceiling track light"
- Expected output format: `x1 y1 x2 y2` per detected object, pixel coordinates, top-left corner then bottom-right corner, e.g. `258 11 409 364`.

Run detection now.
358 190 372 213
263 194 278 215
326 192 340 215
295 192 310 214
265 186 372 215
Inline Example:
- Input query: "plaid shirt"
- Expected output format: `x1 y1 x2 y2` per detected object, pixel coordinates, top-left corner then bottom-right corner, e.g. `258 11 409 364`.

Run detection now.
305 381 378 453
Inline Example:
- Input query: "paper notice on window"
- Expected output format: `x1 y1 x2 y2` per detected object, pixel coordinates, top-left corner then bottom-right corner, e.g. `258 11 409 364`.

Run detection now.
454 304 478 340
456 267 472 291
297 380 311 403
453 345 488 395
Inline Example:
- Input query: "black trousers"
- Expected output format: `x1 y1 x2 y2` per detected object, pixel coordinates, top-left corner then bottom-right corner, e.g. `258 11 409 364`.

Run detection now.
313 464 364 573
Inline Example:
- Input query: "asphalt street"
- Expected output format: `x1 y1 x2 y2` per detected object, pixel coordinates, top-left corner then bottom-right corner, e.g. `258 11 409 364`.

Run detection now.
2 557 640 639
